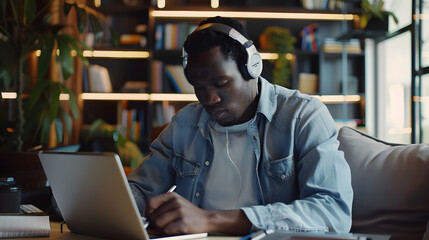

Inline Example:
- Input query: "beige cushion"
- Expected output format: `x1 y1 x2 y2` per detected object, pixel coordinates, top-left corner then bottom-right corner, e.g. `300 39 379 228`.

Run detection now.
337 127 429 240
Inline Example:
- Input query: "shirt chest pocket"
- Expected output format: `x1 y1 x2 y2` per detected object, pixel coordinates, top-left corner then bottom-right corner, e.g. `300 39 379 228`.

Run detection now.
172 154 201 178
264 155 295 182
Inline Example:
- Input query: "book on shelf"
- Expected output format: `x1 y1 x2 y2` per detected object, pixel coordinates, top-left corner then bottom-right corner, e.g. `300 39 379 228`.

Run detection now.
322 38 361 53
87 64 113 93
121 108 146 142
121 81 148 93
151 60 163 93
165 65 194 94
0 204 50 238
154 24 164 50
153 102 175 127
154 23 197 50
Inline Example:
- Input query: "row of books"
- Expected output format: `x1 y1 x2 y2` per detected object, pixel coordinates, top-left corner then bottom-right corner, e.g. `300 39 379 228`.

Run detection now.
83 64 113 93
154 23 198 50
322 38 362 53
119 103 175 143
151 60 194 94
120 108 146 142
83 64 148 93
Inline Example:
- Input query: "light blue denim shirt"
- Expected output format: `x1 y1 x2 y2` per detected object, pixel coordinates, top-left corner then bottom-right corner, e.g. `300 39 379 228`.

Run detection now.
128 77 353 233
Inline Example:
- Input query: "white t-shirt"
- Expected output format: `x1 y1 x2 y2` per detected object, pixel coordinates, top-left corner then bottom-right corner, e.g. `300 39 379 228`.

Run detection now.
200 119 259 210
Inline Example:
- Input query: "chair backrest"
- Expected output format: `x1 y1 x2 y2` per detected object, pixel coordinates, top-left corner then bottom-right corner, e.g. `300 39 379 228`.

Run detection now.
337 127 429 240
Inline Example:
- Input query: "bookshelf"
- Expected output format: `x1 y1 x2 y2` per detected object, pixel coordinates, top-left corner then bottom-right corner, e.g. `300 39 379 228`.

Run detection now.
77 2 366 153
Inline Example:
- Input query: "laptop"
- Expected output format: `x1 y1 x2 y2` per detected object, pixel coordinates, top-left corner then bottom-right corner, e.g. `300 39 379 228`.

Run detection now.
38 151 208 240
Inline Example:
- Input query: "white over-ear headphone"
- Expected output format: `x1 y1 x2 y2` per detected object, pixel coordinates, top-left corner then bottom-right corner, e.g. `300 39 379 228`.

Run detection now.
182 23 263 80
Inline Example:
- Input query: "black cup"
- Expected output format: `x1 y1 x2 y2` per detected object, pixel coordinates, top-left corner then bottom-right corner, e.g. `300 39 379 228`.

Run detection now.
0 177 21 213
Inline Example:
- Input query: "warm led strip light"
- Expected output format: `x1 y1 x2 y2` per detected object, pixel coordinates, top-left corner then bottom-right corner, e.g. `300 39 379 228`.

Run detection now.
81 93 150 101
260 53 294 60
1 92 17 99
80 93 198 101
313 95 361 103
1 92 70 100
80 93 360 103
3 92 361 103
151 10 355 21
83 50 150 59
413 96 429 102
150 93 198 101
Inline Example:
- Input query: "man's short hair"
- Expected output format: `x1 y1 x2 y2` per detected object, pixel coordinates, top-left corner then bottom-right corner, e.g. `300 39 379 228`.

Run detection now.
183 16 248 76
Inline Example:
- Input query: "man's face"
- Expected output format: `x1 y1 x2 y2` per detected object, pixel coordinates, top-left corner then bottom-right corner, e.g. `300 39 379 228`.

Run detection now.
186 46 257 126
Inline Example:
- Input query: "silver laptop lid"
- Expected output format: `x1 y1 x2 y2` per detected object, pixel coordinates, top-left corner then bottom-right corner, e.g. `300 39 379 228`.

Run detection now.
39 151 148 240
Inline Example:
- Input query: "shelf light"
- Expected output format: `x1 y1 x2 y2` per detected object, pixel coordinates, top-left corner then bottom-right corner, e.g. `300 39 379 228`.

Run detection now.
79 93 361 103
81 93 150 101
157 0 165 8
80 93 198 102
150 93 198 101
1 92 17 99
260 53 294 60
83 50 150 59
413 96 429 102
211 0 219 8
1 92 70 101
151 10 355 21
313 95 361 103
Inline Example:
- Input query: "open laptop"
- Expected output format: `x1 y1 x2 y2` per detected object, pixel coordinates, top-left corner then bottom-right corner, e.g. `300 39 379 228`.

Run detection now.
38 151 208 240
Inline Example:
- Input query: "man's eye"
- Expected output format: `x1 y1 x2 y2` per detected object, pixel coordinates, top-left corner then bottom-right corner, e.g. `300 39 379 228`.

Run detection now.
215 80 228 88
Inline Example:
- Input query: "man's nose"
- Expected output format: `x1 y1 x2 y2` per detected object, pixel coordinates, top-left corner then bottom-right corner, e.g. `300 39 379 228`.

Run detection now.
202 89 221 106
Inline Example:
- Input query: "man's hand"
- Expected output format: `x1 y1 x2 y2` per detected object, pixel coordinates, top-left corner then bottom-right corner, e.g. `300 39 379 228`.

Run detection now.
145 192 252 235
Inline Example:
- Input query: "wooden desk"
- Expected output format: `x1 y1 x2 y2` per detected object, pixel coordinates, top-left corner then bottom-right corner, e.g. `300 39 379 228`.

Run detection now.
13 222 240 240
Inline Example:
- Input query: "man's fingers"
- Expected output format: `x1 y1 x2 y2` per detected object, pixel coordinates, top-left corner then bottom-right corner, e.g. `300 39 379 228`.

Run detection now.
145 192 177 216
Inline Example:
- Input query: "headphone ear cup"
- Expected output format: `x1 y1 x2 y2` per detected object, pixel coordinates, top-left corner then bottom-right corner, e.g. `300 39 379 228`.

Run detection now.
239 62 252 80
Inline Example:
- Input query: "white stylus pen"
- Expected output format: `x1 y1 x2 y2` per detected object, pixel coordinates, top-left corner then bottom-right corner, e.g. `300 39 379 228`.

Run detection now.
167 185 177 193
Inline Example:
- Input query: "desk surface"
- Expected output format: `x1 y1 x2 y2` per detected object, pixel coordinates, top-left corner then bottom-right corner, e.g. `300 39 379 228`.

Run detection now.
12 222 239 240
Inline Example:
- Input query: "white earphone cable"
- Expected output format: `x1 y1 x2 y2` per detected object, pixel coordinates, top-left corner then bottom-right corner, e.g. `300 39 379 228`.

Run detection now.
225 129 243 209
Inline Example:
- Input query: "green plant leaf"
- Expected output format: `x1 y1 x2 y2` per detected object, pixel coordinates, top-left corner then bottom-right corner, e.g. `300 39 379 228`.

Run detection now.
89 13 104 41
9 0 19 27
40 113 51 145
76 5 87 34
87 118 106 140
64 2 73 16
60 84 79 119
38 37 55 80
110 26 119 46
60 34 89 65
24 0 37 24
56 35 73 80
61 110 72 138
54 117 63 143
28 78 50 109
385 10 399 24
360 13 370 29
48 83 61 122
0 69 11 90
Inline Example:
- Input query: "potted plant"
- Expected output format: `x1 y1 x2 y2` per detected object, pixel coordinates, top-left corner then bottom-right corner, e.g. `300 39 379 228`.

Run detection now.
259 26 296 88
0 0 108 152
359 0 399 30
81 119 144 175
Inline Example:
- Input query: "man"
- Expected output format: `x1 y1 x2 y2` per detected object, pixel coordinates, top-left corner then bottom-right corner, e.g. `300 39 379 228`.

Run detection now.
128 16 353 236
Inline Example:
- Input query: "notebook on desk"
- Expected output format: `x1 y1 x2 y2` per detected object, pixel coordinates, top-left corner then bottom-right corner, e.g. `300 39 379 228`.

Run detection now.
38 151 207 240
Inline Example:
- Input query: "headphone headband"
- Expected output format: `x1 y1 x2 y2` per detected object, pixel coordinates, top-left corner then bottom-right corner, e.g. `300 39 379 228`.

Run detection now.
182 23 263 80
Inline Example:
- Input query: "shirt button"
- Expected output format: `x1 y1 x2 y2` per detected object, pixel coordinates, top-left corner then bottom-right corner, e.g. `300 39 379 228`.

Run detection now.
205 161 210 166
195 192 200 197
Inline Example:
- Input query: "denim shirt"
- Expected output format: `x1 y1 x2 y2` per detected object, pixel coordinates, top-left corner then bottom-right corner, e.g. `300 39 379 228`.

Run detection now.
128 77 353 233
